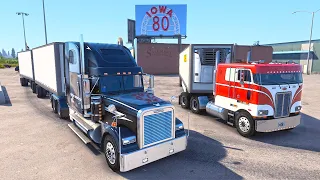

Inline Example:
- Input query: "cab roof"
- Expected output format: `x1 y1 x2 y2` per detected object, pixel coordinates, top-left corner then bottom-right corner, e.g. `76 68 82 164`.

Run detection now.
218 63 302 74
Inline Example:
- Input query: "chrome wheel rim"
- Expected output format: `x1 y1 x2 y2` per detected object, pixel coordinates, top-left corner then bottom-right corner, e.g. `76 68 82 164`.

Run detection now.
105 142 116 165
191 99 198 111
239 117 250 133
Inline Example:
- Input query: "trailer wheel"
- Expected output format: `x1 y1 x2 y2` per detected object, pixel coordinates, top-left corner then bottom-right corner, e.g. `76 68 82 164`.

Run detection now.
20 78 28 87
190 96 201 114
103 135 120 172
31 82 37 94
36 86 46 98
180 92 190 109
235 111 256 137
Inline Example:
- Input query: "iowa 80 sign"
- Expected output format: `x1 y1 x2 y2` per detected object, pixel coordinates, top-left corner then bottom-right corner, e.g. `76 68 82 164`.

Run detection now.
135 5 187 37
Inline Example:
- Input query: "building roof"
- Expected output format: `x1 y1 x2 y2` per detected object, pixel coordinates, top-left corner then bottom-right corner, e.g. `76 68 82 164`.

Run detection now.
264 39 320 46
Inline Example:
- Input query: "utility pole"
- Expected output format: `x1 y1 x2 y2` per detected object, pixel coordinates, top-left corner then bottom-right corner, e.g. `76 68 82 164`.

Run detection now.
292 9 320 75
42 0 48 44
16 12 29 51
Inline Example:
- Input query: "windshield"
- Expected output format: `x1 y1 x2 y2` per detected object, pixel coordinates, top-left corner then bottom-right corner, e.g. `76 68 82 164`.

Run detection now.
99 75 144 95
253 73 303 85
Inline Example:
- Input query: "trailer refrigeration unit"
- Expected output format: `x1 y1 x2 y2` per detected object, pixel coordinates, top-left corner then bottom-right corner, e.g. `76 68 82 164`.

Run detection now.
17 36 188 172
179 44 303 137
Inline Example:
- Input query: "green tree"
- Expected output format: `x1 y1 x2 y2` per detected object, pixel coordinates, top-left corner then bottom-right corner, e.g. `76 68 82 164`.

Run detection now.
11 48 16 58
0 51 2 57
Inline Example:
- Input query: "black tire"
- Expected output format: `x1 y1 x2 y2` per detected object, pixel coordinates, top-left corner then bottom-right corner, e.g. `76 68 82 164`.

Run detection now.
103 135 120 172
52 99 58 113
36 85 46 98
235 111 256 137
180 92 190 109
190 95 201 114
31 82 37 94
20 78 28 87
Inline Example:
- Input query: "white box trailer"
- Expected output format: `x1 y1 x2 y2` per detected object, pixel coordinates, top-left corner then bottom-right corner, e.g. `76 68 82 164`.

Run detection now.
179 44 233 94
32 43 66 97
17 50 34 83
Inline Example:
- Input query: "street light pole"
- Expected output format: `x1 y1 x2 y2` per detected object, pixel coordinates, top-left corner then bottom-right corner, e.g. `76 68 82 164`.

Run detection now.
306 12 315 75
16 12 29 51
292 9 320 75
42 0 48 44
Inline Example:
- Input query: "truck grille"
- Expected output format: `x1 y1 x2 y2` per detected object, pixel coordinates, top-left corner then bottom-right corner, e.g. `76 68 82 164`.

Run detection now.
143 110 173 147
274 92 291 118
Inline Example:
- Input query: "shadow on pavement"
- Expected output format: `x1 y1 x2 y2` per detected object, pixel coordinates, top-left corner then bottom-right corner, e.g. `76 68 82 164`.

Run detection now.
251 113 320 152
119 130 243 180
0 86 12 106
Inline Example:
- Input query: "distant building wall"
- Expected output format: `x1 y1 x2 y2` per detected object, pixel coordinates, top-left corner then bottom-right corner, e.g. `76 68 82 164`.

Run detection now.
265 39 320 74
137 43 188 75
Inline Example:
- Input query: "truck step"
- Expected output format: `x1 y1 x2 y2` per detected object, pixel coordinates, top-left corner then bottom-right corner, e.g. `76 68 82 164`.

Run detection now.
68 123 91 144
70 113 94 131
227 121 234 126
228 113 234 117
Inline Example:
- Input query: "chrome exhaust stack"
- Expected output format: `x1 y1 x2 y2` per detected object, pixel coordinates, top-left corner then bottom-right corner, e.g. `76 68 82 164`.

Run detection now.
206 101 228 121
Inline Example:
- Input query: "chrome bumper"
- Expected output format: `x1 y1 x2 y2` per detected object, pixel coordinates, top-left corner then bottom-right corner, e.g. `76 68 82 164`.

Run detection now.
119 135 187 172
255 115 301 132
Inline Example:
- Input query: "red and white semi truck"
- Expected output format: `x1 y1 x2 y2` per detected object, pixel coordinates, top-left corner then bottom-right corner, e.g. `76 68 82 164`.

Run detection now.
179 44 303 137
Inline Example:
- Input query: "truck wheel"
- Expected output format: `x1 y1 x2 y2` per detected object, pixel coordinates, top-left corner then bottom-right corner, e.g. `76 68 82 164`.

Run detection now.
52 99 57 113
20 78 28 87
36 86 46 98
190 96 201 114
31 82 37 94
103 135 120 172
180 92 190 109
235 111 256 137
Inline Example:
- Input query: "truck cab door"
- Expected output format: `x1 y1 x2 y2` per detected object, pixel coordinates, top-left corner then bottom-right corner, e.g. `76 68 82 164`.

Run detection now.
65 42 83 112
235 68 252 103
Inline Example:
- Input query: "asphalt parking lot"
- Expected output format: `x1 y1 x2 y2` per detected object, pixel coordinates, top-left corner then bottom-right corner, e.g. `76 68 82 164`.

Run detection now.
0 68 320 180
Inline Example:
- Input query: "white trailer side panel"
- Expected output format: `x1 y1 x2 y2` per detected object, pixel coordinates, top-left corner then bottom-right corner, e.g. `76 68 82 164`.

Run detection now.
32 43 65 96
179 45 191 91
18 51 33 80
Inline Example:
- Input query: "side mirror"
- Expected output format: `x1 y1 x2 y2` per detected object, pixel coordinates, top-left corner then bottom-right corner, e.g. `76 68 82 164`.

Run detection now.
240 71 245 85
107 104 116 113
149 74 154 88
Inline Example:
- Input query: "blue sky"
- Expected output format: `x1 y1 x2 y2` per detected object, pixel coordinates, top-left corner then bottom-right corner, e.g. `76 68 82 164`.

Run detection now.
0 0 319 52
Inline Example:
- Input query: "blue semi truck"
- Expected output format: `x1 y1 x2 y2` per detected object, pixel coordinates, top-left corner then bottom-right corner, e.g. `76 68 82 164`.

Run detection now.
17 36 188 172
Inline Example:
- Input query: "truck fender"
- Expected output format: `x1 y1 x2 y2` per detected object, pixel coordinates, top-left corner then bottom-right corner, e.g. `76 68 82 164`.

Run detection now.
101 124 119 150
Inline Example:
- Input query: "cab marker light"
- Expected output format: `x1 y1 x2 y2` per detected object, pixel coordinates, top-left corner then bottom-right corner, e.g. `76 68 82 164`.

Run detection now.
169 149 174 154
111 122 117 127
142 158 148 163
123 72 126 75
117 72 120 75
104 73 108 75
128 72 131 75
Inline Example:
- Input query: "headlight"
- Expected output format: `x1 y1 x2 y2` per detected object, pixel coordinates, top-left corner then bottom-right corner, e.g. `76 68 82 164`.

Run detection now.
175 123 184 131
122 136 136 145
258 110 268 116
295 106 302 111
